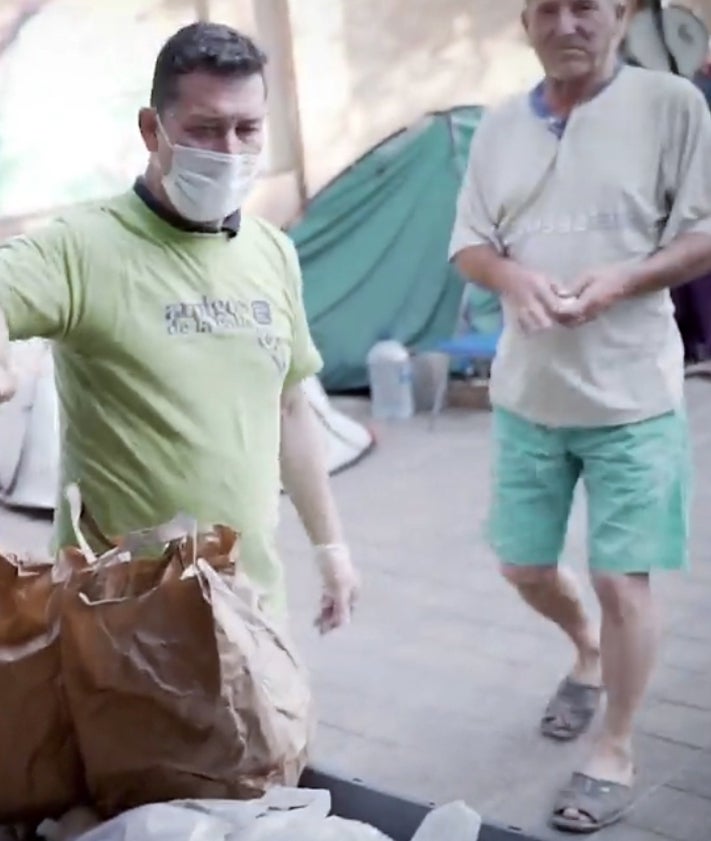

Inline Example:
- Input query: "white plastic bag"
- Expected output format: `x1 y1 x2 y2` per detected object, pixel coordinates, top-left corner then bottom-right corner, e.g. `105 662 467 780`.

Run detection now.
247 815 393 841
239 800 482 841
248 799 482 841
70 789 330 841
412 801 482 840
314 817 393 839
67 788 481 841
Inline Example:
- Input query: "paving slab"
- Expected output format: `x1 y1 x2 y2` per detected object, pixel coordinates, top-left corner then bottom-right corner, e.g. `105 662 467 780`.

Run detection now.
1 379 710 840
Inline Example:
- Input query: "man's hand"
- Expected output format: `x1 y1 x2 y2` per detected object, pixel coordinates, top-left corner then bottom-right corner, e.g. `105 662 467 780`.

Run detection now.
279 385 359 633
501 266 565 333
313 543 360 634
559 264 633 326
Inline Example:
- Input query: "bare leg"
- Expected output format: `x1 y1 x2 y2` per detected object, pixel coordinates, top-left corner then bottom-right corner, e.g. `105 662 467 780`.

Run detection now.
556 574 657 825
585 572 658 784
553 574 659 832
502 564 601 685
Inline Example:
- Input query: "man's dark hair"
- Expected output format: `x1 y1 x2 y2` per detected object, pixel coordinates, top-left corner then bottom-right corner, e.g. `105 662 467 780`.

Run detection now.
150 22 267 112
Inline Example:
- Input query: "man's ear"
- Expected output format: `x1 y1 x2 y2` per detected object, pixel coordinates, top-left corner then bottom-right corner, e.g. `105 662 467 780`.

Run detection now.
138 107 159 153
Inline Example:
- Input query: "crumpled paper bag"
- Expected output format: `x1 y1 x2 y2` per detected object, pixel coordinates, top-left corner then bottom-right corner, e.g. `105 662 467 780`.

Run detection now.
0 553 83 822
57 487 313 817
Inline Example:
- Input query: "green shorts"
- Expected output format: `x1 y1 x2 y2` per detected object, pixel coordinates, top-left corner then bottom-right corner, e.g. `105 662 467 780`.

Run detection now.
487 408 691 573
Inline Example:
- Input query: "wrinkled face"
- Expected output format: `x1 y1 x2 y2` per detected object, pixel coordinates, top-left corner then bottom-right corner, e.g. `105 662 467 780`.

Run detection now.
139 70 267 171
523 0 625 81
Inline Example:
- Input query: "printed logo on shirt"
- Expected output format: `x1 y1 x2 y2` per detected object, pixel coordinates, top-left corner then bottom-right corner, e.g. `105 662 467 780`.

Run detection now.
257 332 289 374
507 208 662 239
251 300 272 325
165 297 249 335
164 296 289 374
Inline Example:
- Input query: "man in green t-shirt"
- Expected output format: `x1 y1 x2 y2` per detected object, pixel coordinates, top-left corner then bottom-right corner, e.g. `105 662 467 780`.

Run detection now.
0 22 359 630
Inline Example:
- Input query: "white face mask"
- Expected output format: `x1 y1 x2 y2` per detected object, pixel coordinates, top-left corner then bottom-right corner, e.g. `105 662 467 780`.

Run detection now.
159 121 261 224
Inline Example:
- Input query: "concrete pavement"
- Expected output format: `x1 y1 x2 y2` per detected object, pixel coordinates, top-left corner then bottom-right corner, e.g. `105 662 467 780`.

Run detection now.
1 379 710 840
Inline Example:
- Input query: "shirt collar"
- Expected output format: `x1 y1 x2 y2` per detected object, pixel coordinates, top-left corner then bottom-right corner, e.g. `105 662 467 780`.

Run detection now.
529 61 624 135
133 177 241 238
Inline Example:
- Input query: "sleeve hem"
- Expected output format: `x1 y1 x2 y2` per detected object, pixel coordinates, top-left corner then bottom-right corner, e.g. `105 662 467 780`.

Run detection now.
448 233 502 262
660 218 711 248
284 356 324 390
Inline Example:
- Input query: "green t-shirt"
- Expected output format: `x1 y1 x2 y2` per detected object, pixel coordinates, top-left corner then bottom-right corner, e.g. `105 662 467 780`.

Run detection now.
0 190 322 616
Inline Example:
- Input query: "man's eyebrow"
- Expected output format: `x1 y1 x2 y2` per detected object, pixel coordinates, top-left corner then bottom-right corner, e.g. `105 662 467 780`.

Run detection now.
185 111 264 123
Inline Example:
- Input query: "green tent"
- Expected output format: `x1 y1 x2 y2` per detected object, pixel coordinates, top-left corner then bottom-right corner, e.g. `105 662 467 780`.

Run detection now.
290 106 500 392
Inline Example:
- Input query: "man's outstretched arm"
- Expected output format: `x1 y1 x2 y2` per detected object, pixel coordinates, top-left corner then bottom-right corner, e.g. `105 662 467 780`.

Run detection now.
0 222 77 403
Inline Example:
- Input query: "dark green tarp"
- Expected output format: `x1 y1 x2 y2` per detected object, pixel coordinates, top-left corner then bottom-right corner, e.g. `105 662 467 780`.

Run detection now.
290 106 488 392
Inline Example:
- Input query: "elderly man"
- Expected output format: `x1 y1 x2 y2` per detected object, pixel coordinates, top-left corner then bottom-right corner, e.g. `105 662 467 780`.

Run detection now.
450 0 711 832
0 22 359 633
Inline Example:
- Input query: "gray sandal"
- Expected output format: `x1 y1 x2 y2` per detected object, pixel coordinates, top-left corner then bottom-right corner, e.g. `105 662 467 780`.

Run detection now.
551 772 634 833
541 677 602 741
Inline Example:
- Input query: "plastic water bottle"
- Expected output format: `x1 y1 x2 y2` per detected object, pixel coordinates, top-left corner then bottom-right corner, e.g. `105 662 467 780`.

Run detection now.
366 339 414 421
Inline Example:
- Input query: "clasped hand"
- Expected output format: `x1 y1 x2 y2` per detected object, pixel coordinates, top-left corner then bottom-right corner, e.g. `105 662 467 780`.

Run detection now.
504 264 632 333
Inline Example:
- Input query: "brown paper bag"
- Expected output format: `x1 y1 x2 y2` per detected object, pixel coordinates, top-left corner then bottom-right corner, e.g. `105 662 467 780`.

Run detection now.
0 554 84 822
58 497 312 818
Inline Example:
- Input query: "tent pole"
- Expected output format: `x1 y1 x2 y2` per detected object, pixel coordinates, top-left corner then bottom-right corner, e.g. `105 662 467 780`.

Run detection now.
253 0 308 207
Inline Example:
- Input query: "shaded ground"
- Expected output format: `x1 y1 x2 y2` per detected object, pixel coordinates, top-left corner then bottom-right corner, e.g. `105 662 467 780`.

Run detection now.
2 379 711 840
